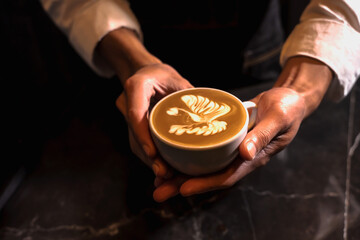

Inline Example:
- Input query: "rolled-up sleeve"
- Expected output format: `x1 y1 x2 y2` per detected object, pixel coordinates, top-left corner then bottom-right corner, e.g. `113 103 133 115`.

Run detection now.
280 0 360 101
40 0 142 78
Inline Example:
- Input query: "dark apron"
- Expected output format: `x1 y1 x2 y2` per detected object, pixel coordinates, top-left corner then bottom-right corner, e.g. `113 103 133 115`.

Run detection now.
130 0 284 89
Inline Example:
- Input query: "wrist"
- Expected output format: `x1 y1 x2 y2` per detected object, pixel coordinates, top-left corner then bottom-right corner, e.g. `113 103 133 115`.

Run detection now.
274 56 333 117
97 27 161 83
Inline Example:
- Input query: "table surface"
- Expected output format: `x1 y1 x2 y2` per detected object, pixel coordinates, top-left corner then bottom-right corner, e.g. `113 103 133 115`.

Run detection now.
1 80 359 240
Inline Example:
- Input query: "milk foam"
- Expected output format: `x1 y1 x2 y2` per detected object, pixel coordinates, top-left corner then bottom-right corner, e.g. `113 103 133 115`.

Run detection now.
166 94 231 136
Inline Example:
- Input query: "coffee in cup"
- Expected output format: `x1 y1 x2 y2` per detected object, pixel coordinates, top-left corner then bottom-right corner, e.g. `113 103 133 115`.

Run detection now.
149 88 256 176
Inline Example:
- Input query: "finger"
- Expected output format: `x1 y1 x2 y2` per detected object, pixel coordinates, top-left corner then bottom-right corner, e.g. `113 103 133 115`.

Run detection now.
125 80 157 159
180 110 285 197
118 89 171 177
119 95 153 166
152 157 173 179
239 111 283 161
117 93 151 163
153 175 188 202
128 119 172 178
128 127 152 166
179 158 256 197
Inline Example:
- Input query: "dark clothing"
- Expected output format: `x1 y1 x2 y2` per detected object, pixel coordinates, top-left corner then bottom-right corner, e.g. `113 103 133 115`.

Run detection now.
130 0 284 89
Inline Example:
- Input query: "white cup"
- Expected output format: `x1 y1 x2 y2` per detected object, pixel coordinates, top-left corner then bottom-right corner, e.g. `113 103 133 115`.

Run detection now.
149 88 257 176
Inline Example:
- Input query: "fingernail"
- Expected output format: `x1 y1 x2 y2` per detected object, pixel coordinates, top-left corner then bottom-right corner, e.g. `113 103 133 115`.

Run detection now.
246 141 257 160
152 163 160 176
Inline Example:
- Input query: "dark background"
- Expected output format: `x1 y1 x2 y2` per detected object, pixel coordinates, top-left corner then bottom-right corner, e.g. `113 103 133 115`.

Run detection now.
1 2 360 240
1 0 309 211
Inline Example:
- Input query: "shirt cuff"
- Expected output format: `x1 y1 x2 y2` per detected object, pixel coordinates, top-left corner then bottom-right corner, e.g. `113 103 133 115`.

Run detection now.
280 19 360 101
68 0 142 78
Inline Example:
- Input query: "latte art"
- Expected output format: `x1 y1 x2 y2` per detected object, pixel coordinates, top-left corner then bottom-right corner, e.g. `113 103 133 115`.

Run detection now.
149 87 256 176
166 95 231 136
150 88 246 147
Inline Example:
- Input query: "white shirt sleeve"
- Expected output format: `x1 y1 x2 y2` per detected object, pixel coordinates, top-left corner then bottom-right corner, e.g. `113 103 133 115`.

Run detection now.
280 0 360 101
40 0 142 78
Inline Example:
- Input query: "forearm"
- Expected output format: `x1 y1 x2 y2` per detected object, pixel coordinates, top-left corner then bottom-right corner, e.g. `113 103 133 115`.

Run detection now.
274 56 333 118
96 27 161 83
41 0 142 78
280 0 360 101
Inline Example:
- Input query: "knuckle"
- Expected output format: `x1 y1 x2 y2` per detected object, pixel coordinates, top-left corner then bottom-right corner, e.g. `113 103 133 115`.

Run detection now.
259 157 269 167
125 75 154 92
251 148 271 167
124 76 141 92
279 111 293 126
257 129 272 147
123 76 135 91
254 156 270 168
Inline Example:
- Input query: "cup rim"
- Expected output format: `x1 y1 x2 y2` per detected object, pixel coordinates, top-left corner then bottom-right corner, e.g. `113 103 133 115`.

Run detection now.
149 87 249 151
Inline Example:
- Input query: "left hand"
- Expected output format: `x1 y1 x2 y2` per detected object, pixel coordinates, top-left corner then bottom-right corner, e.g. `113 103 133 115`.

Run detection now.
152 87 306 202
152 56 332 202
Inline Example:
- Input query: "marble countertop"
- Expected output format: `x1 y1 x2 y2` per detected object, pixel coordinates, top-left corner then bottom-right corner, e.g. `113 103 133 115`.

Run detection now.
0 79 359 240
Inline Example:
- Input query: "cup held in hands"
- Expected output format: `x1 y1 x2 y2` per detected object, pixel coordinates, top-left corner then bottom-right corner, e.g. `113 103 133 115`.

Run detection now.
149 88 257 176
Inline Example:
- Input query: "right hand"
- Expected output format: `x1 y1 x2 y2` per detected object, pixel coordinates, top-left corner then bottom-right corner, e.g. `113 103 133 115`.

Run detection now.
97 28 193 179
116 63 193 177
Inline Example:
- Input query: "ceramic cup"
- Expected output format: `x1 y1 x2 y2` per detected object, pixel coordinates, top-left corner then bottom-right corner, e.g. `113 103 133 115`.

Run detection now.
149 88 257 176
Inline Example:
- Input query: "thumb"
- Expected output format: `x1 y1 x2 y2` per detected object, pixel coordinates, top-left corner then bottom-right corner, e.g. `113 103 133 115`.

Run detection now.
239 112 282 161
117 92 156 159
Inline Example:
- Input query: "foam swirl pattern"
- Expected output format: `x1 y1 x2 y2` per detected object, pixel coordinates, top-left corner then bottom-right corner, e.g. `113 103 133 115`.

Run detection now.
166 94 231 136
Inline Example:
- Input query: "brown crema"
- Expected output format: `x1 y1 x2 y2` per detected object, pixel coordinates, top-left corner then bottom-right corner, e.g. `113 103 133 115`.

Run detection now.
151 88 246 148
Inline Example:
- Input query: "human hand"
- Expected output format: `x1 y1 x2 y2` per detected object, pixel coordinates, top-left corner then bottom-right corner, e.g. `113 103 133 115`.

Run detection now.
116 63 193 174
152 87 306 202
152 56 333 202
97 28 193 177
